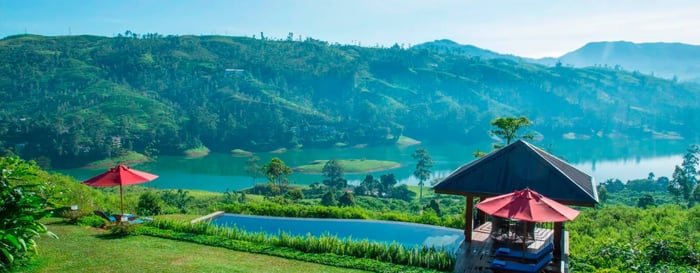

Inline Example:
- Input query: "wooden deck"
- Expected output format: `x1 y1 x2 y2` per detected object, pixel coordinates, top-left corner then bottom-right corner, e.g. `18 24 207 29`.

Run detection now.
454 221 566 273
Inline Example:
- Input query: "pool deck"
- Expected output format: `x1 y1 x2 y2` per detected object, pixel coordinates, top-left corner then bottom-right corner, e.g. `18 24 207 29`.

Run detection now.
455 221 567 273
190 211 225 223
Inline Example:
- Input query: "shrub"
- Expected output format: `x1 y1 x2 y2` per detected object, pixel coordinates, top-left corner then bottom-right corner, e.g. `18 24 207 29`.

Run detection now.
285 188 304 201
320 191 337 206
108 222 138 237
338 192 355 207
78 214 107 228
59 209 90 224
137 191 163 216
161 189 193 213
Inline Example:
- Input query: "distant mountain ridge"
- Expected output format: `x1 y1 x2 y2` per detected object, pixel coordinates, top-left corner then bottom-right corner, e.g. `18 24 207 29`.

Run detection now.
548 41 700 82
415 39 700 82
412 39 525 61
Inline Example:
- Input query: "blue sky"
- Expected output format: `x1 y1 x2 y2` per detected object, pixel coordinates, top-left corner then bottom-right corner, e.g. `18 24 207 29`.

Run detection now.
2 0 699 58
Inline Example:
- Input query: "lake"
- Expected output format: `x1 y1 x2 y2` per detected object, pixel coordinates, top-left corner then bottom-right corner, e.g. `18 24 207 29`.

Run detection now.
55 138 695 192
210 213 465 252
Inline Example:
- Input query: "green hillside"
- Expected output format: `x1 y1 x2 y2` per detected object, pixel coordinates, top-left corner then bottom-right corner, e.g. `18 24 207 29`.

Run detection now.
1 33 699 168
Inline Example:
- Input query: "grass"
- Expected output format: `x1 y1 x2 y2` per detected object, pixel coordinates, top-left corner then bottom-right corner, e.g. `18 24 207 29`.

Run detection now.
185 189 227 199
294 159 401 174
20 220 367 273
407 185 437 200
83 151 150 168
153 214 202 222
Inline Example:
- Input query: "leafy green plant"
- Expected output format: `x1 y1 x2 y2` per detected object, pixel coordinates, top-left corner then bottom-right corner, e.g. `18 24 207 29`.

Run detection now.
0 157 56 272
320 191 337 206
568 205 700 272
59 209 90 224
161 189 194 213
284 188 304 201
108 222 138 237
77 214 107 228
137 191 163 216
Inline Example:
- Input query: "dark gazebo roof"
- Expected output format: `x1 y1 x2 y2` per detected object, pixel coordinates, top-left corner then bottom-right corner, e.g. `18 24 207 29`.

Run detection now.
432 139 598 206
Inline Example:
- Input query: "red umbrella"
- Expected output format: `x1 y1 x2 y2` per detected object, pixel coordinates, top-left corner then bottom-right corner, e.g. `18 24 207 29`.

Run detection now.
476 188 579 257
476 188 579 222
82 165 158 215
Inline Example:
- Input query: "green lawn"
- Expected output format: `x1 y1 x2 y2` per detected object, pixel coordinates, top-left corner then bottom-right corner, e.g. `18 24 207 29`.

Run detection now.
295 159 401 173
20 220 367 273
407 185 436 200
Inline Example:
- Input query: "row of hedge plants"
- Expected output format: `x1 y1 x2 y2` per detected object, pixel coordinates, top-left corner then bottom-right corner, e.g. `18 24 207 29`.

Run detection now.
214 201 465 229
143 219 455 271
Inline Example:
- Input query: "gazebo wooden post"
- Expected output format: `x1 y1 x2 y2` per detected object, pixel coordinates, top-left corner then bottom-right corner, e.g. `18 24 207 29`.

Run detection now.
553 222 563 259
476 197 486 226
465 195 474 241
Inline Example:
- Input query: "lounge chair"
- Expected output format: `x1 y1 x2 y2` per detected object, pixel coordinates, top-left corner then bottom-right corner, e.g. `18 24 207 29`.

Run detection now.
494 243 553 262
94 210 149 224
490 253 553 273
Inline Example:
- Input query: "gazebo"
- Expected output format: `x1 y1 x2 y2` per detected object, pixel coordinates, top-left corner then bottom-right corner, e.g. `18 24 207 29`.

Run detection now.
432 139 598 271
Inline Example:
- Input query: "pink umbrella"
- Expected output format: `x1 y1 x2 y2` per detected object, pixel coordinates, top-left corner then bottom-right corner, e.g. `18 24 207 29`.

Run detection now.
476 188 580 258
476 188 579 222
82 165 158 215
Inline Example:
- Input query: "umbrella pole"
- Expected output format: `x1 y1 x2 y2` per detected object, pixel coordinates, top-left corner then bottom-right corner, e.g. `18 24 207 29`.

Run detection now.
120 184 124 216
522 222 528 261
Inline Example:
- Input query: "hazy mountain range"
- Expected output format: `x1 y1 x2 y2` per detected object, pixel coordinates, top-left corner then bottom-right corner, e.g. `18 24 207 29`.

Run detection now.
414 40 700 82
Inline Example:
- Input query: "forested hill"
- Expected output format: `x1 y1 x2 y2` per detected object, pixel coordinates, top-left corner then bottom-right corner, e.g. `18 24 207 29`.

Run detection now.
1 33 700 168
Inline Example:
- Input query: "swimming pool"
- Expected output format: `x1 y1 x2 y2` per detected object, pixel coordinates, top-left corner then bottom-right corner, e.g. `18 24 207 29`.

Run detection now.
210 214 465 252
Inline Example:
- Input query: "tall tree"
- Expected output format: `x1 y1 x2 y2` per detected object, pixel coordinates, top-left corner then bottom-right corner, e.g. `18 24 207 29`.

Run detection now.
597 185 609 203
668 166 689 203
690 184 700 207
681 144 699 191
262 157 292 186
358 174 379 196
322 159 347 190
489 116 533 147
412 147 433 200
380 173 397 195
244 156 261 183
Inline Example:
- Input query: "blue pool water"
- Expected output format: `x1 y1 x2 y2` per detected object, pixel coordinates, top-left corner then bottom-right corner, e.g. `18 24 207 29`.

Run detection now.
211 214 465 252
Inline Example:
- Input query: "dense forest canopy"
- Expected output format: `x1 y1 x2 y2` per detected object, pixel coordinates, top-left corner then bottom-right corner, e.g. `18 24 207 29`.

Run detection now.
1 33 699 168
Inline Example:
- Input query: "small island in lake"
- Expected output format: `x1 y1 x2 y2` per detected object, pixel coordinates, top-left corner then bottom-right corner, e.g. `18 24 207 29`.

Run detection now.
231 148 254 156
82 151 151 168
294 159 401 173
184 146 210 158
396 135 421 146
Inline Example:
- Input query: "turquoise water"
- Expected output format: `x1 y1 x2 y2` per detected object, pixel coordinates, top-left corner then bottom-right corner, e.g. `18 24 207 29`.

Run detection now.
210 213 465 252
55 138 695 192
